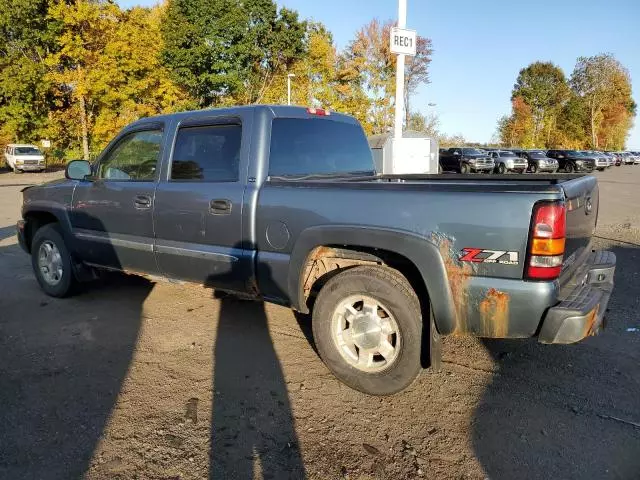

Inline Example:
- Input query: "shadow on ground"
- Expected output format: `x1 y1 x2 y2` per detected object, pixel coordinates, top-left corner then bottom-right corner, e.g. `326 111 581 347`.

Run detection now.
0 225 15 241
209 294 306 479
472 245 640 480
0 232 151 478
0 232 306 478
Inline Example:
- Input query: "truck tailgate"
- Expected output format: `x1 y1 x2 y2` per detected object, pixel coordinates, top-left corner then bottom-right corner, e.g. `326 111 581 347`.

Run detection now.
560 175 599 282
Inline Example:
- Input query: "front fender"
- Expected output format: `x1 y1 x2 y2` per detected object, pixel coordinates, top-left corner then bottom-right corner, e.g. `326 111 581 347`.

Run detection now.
22 203 76 253
287 225 459 335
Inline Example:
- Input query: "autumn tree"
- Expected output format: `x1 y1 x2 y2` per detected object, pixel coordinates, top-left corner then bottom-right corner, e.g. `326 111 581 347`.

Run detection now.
404 37 433 126
46 0 120 159
570 53 634 148
497 96 535 148
512 62 569 146
89 6 191 149
260 23 373 132
345 19 432 134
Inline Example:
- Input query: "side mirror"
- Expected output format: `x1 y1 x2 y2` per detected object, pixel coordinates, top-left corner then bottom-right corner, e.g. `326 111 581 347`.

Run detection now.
453 151 460 156
65 160 92 180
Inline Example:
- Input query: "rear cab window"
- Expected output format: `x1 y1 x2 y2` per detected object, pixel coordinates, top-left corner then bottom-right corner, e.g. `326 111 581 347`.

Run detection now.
268 118 374 177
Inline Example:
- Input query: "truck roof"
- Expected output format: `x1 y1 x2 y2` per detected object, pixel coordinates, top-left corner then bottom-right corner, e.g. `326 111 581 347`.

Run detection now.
126 105 359 129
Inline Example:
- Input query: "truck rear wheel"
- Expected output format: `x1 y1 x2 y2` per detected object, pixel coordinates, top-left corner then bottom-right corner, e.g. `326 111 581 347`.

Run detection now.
312 266 423 395
31 223 77 297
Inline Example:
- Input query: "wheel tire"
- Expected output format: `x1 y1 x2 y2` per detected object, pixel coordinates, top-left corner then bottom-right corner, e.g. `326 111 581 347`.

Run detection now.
31 223 77 297
312 266 423 396
497 163 506 174
460 163 470 174
530 163 538 174
565 162 575 173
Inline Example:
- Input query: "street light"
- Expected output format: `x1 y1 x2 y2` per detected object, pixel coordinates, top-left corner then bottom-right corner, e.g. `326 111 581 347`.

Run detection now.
287 73 295 106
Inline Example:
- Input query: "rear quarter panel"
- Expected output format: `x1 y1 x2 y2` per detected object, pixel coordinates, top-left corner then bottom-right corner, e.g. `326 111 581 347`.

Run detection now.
256 181 563 337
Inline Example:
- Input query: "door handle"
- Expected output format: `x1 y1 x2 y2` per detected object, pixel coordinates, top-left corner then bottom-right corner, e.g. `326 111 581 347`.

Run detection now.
134 195 152 209
210 199 232 215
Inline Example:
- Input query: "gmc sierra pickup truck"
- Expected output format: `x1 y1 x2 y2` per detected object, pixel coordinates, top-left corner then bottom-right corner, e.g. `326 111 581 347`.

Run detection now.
17 106 616 395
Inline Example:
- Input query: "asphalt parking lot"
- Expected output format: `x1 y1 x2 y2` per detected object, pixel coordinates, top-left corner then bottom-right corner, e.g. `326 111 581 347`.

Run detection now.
0 168 639 480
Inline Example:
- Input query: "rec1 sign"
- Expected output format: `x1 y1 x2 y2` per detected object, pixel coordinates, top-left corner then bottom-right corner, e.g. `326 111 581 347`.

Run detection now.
390 27 417 56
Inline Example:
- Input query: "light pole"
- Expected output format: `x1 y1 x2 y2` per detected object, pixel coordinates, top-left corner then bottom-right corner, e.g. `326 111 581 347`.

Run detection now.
287 73 295 106
393 0 407 140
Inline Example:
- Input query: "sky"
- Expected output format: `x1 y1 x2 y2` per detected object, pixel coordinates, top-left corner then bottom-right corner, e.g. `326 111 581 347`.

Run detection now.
117 0 640 148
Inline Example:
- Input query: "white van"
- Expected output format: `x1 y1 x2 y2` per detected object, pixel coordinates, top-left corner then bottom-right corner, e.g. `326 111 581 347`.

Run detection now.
4 144 46 173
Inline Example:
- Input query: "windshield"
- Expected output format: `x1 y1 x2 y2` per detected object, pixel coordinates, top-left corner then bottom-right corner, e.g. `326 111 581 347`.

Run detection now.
498 151 516 157
14 146 41 155
462 148 484 155
528 151 546 158
566 150 581 156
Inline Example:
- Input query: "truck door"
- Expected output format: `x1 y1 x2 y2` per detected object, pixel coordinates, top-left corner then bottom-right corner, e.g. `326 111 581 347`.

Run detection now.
153 116 252 293
70 126 164 275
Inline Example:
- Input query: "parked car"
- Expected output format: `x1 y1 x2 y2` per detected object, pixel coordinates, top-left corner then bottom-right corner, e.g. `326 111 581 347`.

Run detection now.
512 149 558 173
16 105 616 395
487 150 527 174
624 152 636 164
546 150 595 173
611 152 623 166
439 147 495 173
4 144 46 173
602 152 616 167
633 152 640 165
585 151 610 171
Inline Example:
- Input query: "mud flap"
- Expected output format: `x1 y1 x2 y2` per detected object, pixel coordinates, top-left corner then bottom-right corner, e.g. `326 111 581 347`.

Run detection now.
423 306 442 372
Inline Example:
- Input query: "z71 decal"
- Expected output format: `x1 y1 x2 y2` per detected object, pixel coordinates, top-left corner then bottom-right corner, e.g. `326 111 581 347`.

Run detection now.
460 248 519 265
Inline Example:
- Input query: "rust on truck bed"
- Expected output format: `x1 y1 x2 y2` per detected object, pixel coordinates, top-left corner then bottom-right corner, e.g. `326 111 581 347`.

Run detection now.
431 233 474 333
479 288 510 337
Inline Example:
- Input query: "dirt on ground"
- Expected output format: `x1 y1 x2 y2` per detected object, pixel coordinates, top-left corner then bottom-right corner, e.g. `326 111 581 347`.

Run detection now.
0 167 639 480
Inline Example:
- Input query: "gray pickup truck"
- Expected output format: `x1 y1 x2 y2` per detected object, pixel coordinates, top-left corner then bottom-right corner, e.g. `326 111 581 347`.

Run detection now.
17 106 616 395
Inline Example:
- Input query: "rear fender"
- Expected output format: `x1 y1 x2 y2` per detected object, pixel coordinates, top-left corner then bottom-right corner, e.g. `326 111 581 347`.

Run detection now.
288 225 459 335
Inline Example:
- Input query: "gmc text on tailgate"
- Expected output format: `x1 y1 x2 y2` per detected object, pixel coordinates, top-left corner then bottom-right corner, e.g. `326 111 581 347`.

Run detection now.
17 106 616 395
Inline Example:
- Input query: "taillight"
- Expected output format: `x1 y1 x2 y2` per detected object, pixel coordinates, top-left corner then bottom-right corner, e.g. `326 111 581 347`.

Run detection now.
527 201 566 280
306 107 331 116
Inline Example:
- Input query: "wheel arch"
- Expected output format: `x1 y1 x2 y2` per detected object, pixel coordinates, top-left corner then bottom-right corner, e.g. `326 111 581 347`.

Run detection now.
287 225 458 335
22 206 73 253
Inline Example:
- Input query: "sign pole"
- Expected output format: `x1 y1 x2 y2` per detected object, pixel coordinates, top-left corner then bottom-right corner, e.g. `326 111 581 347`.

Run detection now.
394 0 407 140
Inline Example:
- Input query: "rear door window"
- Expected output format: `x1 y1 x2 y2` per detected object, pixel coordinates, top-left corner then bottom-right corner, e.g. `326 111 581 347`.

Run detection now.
171 124 241 182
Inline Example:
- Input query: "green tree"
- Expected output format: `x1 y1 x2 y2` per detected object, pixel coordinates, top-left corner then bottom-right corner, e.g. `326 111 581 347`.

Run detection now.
407 111 439 137
238 0 306 104
0 0 57 145
161 0 249 106
553 93 589 149
161 0 306 107
512 62 569 146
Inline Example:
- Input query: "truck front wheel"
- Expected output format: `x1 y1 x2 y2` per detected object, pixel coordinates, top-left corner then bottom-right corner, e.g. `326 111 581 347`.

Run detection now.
31 223 77 297
312 266 423 395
